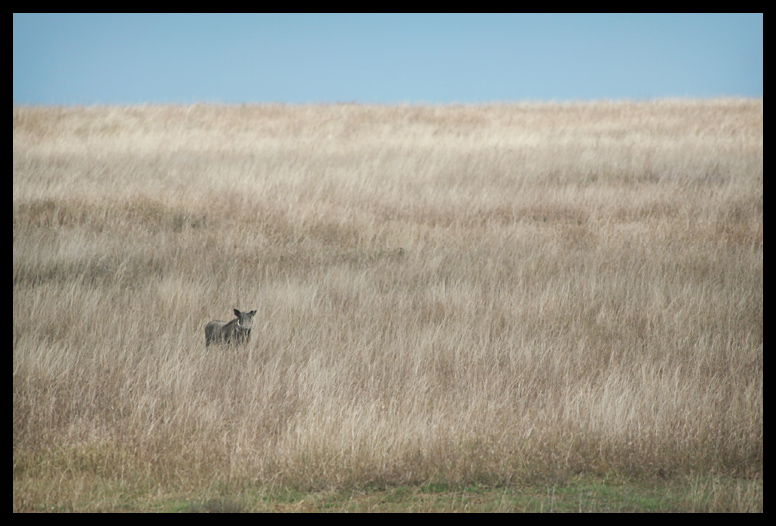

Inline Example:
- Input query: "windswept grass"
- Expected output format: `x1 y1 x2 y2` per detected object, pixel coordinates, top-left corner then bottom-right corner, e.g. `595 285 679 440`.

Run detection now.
14 100 762 511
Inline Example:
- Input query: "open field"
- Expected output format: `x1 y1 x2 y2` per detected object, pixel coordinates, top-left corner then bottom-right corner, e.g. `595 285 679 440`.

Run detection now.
13 100 762 511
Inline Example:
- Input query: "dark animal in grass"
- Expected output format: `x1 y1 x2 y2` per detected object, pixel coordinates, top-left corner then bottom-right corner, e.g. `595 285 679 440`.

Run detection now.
205 309 257 347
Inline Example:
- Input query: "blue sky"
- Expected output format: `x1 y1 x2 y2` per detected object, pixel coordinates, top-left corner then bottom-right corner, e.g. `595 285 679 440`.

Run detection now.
13 13 763 105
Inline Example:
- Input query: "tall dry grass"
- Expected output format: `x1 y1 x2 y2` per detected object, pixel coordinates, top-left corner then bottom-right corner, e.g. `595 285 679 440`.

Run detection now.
13 100 762 510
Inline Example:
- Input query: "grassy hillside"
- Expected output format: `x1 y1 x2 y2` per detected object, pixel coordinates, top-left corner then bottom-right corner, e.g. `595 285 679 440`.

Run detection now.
13 100 762 511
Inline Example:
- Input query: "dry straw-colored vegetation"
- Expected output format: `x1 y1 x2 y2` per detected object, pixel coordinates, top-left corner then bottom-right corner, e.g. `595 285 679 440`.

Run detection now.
13 100 762 511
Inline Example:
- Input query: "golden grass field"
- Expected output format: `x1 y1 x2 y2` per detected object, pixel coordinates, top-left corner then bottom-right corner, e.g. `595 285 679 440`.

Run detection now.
13 100 762 511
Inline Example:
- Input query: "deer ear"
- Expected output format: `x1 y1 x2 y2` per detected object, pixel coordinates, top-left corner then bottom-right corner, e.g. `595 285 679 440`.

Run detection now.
234 309 241 317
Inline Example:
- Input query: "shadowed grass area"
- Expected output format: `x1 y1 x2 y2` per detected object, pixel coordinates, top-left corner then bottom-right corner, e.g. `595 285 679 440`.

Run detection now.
14 100 762 511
